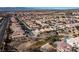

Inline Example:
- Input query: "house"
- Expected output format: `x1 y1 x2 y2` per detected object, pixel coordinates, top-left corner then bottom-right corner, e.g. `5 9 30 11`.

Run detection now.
40 43 56 52
66 37 79 47
54 41 72 52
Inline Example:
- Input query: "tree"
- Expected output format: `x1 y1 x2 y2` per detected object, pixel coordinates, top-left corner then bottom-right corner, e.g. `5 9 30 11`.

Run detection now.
47 35 59 44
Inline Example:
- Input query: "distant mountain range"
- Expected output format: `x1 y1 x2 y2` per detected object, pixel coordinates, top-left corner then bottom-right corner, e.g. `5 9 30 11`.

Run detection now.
0 7 79 12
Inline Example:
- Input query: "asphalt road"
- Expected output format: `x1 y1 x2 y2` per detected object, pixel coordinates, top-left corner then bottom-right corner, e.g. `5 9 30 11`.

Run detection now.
16 17 34 37
0 16 10 42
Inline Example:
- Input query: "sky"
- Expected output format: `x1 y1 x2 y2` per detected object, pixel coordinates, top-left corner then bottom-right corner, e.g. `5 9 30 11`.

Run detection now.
0 0 79 7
